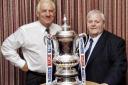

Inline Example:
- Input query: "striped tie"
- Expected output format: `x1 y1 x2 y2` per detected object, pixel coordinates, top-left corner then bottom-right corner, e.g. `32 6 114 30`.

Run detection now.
85 38 93 63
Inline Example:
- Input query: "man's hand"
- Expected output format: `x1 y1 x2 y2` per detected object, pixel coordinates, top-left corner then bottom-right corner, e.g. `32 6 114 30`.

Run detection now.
21 63 29 72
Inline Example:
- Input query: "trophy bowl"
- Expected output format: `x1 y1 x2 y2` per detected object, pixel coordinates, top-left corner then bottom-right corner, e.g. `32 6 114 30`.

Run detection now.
51 16 81 85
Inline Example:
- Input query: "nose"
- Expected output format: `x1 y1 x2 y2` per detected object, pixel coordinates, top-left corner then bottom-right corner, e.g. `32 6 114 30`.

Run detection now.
91 22 96 27
46 11 50 16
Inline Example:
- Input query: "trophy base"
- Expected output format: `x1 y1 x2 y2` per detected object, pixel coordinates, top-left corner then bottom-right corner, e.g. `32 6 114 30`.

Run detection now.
52 82 81 85
52 77 81 85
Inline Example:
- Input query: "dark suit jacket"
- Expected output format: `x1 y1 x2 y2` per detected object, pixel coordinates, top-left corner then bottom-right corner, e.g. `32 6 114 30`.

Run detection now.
82 30 127 85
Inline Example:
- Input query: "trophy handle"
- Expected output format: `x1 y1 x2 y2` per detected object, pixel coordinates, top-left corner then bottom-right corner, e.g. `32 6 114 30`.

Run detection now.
73 33 88 55
52 38 59 57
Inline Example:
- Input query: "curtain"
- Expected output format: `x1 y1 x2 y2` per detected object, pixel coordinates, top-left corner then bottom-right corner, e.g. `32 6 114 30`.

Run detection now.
0 0 128 85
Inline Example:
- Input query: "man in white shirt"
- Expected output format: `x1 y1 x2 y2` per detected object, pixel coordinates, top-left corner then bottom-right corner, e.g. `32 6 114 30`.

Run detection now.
1 0 62 85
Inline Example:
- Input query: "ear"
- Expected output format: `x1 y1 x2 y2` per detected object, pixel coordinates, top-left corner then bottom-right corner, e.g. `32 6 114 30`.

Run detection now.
103 21 105 28
103 23 105 28
36 11 39 17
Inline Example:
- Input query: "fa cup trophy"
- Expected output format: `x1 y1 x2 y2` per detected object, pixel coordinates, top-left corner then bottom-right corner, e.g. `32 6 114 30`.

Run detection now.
45 15 87 85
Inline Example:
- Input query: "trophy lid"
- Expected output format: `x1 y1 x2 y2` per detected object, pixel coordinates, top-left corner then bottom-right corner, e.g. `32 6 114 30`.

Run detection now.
56 15 76 40
62 14 70 31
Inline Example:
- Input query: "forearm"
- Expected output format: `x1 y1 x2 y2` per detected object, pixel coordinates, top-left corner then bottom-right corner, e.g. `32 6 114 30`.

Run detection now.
1 47 26 68
1 36 26 68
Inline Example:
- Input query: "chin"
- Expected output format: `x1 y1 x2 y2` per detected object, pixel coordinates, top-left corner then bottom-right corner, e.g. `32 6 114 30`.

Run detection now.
90 33 99 37
90 31 98 35
46 21 53 24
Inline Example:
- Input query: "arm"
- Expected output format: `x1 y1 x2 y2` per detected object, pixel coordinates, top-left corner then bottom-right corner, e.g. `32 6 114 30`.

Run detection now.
104 39 127 85
1 28 26 69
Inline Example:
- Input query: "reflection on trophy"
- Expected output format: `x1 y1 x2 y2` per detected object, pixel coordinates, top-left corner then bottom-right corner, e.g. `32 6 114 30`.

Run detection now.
52 15 81 85
46 15 87 85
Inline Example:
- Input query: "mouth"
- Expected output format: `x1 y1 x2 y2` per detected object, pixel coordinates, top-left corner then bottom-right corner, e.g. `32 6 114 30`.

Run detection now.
46 18 53 21
90 28 97 29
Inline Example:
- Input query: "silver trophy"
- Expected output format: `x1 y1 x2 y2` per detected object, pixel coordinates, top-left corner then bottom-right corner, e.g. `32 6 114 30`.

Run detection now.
52 15 82 85
45 15 87 85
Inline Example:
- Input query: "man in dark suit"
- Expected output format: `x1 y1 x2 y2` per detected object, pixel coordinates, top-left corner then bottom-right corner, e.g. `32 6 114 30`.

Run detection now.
79 10 127 85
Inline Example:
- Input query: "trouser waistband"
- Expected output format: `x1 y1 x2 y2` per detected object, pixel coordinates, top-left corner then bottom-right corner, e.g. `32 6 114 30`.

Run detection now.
27 70 46 76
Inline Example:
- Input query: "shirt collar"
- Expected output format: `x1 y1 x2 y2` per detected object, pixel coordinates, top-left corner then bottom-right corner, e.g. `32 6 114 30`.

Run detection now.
37 21 54 34
37 21 53 30
89 33 102 42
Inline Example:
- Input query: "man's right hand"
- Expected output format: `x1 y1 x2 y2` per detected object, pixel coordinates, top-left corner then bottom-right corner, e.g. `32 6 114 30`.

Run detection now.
21 63 29 72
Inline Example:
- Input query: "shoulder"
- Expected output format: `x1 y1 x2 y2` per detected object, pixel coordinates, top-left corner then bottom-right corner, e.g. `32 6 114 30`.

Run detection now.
13 21 42 34
103 30 125 45
51 23 62 31
50 23 62 35
20 21 39 28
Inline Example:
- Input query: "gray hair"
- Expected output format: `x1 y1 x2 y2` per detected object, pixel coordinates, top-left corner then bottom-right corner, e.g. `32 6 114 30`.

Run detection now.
36 0 56 13
87 9 105 22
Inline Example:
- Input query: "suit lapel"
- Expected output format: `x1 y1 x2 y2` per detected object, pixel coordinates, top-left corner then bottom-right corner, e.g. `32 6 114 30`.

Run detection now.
87 31 108 65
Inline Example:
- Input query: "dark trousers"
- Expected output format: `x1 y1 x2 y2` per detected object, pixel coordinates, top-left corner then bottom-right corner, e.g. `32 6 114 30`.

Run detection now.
26 71 46 85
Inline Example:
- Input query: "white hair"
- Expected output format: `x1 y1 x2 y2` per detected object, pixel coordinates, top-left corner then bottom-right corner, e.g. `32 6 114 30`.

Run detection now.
36 0 56 13
87 9 105 22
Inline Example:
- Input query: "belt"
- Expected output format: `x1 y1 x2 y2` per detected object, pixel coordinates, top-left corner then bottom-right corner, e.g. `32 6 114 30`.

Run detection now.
28 70 46 76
